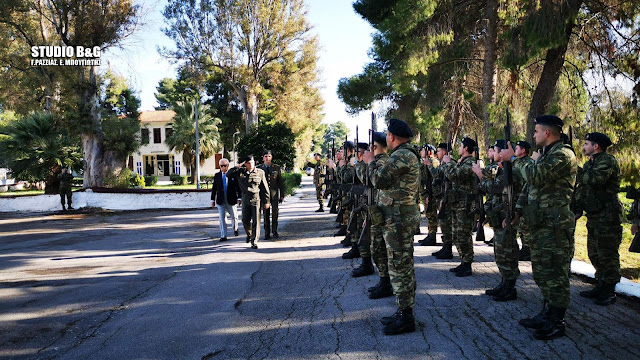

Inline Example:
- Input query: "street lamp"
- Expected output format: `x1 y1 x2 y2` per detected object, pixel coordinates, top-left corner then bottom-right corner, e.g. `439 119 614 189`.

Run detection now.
185 88 200 189
232 131 241 166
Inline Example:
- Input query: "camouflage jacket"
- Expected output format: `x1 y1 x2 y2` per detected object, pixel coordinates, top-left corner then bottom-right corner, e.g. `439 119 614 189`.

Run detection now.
339 156 358 184
479 162 503 215
355 160 367 184
512 156 533 200
575 152 622 217
429 158 447 199
517 139 577 209
313 161 326 186
58 172 74 190
444 155 477 203
369 143 420 207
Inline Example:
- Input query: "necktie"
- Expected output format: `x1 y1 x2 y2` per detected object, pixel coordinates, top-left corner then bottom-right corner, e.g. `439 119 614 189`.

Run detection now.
223 172 227 194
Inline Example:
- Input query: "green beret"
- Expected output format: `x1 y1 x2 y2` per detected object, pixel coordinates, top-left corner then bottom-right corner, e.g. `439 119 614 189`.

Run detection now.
373 131 387 145
387 118 413 138
516 140 531 149
585 132 612 148
461 137 477 150
535 115 563 128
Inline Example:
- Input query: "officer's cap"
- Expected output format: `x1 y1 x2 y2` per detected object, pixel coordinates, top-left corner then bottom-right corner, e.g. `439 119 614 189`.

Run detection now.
516 140 531 149
373 131 387 145
585 132 612 148
262 149 273 156
387 118 414 138
357 142 369 151
535 115 564 129
461 137 477 150
437 142 450 151
344 141 355 150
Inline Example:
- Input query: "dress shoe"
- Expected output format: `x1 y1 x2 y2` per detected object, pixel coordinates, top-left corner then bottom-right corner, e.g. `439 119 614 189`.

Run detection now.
265 234 271 240
272 232 279 238
234 230 239 236
246 236 251 243
219 238 227 242
251 244 258 249
315 207 325 212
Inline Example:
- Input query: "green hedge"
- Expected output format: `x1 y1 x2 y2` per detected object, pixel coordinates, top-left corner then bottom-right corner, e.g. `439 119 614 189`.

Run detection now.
144 175 158 186
282 172 302 196
170 174 188 185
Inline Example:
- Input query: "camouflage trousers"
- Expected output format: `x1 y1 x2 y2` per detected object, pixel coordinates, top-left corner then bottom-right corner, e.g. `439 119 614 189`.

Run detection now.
586 213 622 284
341 206 351 227
381 204 420 309
354 212 369 257
315 185 324 206
59 187 72 207
494 224 521 280
424 197 438 235
371 223 388 277
438 200 453 245
451 205 475 263
529 205 575 308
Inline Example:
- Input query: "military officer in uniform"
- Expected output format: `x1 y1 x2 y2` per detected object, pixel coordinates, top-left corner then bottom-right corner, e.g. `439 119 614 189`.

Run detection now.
57 168 74 211
502 115 577 340
419 144 439 246
575 132 623 306
513 141 534 261
442 137 478 277
227 156 270 249
430 143 455 259
258 150 285 239
363 118 420 336
313 153 326 212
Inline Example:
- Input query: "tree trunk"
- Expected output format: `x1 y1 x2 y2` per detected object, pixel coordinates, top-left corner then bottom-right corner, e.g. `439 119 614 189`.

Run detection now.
81 66 104 189
482 0 499 148
526 0 582 142
103 150 124 175
245 91 259 133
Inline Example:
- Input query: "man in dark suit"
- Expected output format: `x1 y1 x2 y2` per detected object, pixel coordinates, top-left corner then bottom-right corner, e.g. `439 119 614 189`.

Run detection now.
257 150 285 239
211 158 241 241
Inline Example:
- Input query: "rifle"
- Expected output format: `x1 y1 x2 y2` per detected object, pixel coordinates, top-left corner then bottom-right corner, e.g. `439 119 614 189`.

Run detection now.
437 142 452 220
502 109 515 244
358 125 375 248
335 135 349 223
628 188 640 253
474 134 486 242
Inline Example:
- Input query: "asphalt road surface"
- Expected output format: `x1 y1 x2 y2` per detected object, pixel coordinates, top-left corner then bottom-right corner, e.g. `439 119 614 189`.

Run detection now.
1 176 639 359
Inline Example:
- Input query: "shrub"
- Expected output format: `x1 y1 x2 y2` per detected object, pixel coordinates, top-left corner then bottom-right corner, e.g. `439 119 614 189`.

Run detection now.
282 172 302 196
144 175 158 186
131 173 145 188
170 174 188 185
104 168 135 189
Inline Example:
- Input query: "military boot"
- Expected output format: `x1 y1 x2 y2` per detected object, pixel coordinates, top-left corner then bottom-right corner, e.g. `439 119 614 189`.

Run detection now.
352 256 375 277
383 307 415 335
493 279 517 301
381 308 402 326
342 243 361 259
519 245 531 261
369 276 394 299
340 234 352 247
579 279 603 299
431 245 444 257
533 306 566 340
454 262 472 277
485 278 505 296
335 225 347 237
419 233 437 246
315 205 325 212
519 300 549 329
435 244 453 259
368 277 384 292
449 262 464 273
594 282 617 306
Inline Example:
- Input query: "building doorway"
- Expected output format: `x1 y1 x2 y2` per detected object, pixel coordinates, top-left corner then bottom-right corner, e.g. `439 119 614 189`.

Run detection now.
157 155 170 176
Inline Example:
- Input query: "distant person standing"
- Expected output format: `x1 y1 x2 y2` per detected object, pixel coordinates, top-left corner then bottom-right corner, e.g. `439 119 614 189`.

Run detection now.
257 150 285 239
57 168 74 211
211 158 241 242
227 156 270 249
313 153 326 212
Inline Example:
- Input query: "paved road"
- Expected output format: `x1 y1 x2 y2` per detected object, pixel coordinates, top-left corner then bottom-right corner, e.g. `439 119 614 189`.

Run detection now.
1 176 639 359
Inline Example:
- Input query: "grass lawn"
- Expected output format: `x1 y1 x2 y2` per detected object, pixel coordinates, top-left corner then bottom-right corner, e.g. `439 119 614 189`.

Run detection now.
0 189 46 196
146 184 202 190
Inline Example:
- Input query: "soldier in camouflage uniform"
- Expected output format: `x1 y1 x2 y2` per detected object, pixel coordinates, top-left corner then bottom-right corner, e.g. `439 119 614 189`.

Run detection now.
476 144 502 247
365 133 394 298
430 143 455 259
503 115 577 340
351 142 374 275
340 142 362 256
418 145 440 246
442 137 478 277
364 118 420 335
575 132 623 306
313 153 326 212
513 141 534 261
57 168 74 211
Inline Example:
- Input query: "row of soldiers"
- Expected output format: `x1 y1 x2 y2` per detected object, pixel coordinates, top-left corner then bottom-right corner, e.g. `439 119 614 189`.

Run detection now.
313 115 639 340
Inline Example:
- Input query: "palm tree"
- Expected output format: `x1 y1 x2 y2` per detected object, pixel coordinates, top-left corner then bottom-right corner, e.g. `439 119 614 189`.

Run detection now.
0 112 82 193
165 101 222 183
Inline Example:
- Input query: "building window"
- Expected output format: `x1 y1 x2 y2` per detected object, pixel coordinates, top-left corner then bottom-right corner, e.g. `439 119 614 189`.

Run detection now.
175 160 181 175
166 127 173 140
136 162 143 175
153 128 161 143
141 129 149 145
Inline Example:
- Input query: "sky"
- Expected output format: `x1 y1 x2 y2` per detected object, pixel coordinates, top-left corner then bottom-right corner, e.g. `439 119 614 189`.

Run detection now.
102 0 378 140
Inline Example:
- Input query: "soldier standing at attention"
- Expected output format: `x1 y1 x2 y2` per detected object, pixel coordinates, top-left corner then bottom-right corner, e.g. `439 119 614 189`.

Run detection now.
502 115 577 340
430 143 455 259
366 132 394 299
418 145 439 246
442 137 478 277
227 156 270 250
575 132 623 306
257 150 285 239
475 142 501 248
57 168 74 211
313 153 326 212
363 118 420 336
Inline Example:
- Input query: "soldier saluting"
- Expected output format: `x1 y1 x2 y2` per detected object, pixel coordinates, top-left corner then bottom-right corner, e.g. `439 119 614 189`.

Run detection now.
501 115 577 340
363 118 420 336
575 132 623 306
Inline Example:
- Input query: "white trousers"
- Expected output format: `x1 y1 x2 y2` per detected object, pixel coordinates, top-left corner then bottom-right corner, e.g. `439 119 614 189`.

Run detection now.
216 202 238 238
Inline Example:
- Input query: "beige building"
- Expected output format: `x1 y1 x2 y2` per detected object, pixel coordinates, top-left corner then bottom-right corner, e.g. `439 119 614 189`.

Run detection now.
129 110 222 181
